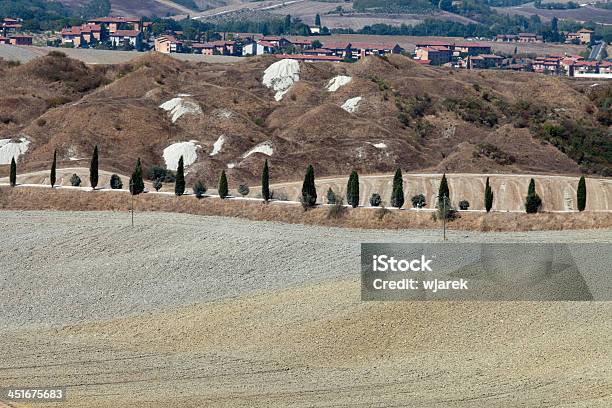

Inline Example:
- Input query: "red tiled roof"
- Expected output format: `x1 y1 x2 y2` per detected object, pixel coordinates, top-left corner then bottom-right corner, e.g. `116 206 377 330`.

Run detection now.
111 30 141 37
89 17 140 23
415 59 431 65
275 54 342 62
258 40 276 47
9 34 32 39
415 40 452 47
454 42 491 48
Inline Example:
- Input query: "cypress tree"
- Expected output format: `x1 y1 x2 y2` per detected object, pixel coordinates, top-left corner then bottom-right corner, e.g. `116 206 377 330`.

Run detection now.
129 158 144 195
484 177 493 213
525 178 542 213
438 173 449 204
175 156 185 196
262 159 270 202
301 164 317 207
315 13 321 26
577 175 586 212
9 157 16 187
346 170 360 208
390 168 404 208
90 145 98 190
218 170 228 199
50 149 57 188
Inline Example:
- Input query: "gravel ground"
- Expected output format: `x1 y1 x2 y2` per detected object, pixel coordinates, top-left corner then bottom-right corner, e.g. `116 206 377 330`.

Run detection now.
0 211 610 407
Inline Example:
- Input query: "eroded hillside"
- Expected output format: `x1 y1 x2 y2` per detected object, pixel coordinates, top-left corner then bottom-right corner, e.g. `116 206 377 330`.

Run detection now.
0 51 610 184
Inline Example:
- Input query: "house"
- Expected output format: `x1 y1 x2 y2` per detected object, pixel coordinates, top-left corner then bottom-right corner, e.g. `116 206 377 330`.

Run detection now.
1 18 22 36
496 34 519 42
193 40 236 55
242 41 274 56
0 36 9 44
8 34 32 46
452 43 493 56
566 28 593 45
302 48 335 56
532 56 562 74
274 54 342 62
517 33 543 43
323 41 403 60
260 36 291 48
290 39 312 50
60 24 103 47
310 26 321 34
465 54 503 69
154 35 182 53
109 30 142 49
87 17 142 33
415 46 451 65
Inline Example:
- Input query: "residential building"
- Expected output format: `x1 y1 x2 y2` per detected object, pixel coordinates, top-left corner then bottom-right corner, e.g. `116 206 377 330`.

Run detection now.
60 24 103 47
465 54 503 69
1 18 21 36
154 35 183 53
109 30 142 49
242 41 274 56
8 34 32 46
517 33 542 43
260 36 291 48
192 40 236 55
566 29 594 44
415 41 492 58
415 46 451 65
87 17 142 33
323 41 403 60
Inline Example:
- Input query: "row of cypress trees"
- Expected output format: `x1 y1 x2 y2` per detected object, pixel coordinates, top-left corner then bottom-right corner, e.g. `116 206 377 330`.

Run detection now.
4 148 590 212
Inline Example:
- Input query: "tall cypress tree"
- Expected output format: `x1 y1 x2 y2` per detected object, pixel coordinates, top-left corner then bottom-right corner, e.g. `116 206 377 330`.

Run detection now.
9 157 16 187
218 170 228 199
346 170 360 208
527 178 536 196
301 164 317 207
50 149 57 188
315 13 321 26
175 156 185 196
525 178 542 213
90 145 98 190
438 173 449 204
390 168 404 208
129 158 144 195
577 175 586 212
261 159 270 202
484 176 493 213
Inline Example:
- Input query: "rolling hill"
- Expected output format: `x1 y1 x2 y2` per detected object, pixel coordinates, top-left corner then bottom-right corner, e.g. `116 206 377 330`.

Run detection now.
0 51 610 189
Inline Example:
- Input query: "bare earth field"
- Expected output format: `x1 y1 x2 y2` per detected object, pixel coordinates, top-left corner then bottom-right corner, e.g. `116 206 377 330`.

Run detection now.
494 3 612 24
0 211 610 407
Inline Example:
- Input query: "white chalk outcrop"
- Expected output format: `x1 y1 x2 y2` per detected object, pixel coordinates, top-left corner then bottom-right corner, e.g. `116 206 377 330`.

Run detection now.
0 137 30 165
242 141 273 158
370 142 387 149
210 135 225 156
326 75 352 92
159 97 203 123
341 96 362 113
262 59 300 101
163 140 200 171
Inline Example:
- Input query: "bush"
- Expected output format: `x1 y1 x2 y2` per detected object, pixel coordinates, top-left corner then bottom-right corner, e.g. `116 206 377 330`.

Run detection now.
149 165 175 182
70 173 81 187
376 206 391 220
458 200 470 210
193 180 207 198
327 198 347 219
369 193 382 207
110 174 123 189
436 195 456 220
411 194 426 208
218 170 228 199
525 194 542 213
153 179 162 192
473 143 516 165
238 184 250 197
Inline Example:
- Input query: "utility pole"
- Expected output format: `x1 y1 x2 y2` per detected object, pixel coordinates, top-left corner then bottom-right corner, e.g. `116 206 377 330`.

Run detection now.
131 193 134 227
443 193 447 241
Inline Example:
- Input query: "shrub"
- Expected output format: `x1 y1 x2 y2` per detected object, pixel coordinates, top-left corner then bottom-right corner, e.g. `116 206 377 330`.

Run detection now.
301 165 317 208
369 193 382 207
129 158 144 195
110 174 123 189
411 194 426 208
193 180 207 198
149 165 175 182
473 143 516 165
153 179 162 192
458 200 470 210
525 178 542 213
238 184 250 197
390 168 404 208
327 198 347 219
70 173 81 187
436 195 456 220
326 188 337 204
376 205 391 220
346 170 360 208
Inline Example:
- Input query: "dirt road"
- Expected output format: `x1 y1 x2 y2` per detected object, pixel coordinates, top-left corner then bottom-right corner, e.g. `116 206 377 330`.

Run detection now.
0 211 610 407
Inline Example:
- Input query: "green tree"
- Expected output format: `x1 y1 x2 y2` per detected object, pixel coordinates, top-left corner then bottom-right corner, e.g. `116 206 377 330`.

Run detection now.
194 180 207 199
9 157 16 187
90 145 98 190
284 14 292 33
218 170 228 199
577 175 586 212
301 164 317 207
346 170 360 208
261 159 270 202
129 158 144 195
175 156 185 196
438 173 449 205
315 13 321 26
50 149 57 188
484 176 493 213
327 187 336 204
390 168 404 208
525 178 542 213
